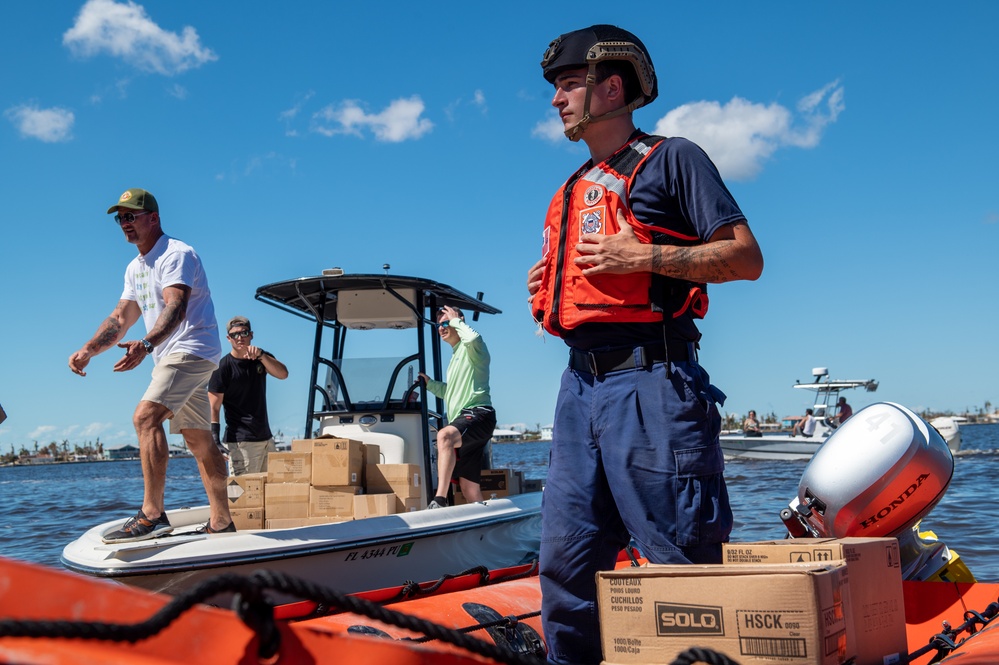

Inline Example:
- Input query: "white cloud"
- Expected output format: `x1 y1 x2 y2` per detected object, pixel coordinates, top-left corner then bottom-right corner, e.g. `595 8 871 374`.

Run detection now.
63 0 217 76
445 89 489 122
28 425 57 440
312 96 433 142
279 91 315 137
5 105 75 142
166 83 188 100
654 80 845 181
215 152 298 182
532 115 565 143
80 422 114 437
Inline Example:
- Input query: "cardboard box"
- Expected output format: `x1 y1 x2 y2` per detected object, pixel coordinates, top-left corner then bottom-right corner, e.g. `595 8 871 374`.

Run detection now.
226 472 266 508
291 439 313 453
312 438 364 487
395 496 422 512
597 562 853 665
264 482 310 519
266 516 351 529
723 538 906 665
522 478 544 493
480 468 520 494
230 507 264 530
368 464 421 498
266 452 312 483
363 443 382 466
354 493 397 519
310 486 363 517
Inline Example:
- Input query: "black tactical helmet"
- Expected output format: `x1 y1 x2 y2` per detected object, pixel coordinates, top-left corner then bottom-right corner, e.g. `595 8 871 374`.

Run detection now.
541 24 658 117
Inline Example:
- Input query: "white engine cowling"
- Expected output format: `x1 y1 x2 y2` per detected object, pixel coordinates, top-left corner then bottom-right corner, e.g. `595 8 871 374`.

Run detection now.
784 402 954 539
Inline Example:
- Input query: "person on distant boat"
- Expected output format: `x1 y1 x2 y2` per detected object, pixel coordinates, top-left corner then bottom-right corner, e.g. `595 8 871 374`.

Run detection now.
525 25 764 665
68 188 234 542
418 306 496 509
743 410 763 437
833 396 853 427
208 316 288 476
793 408 817 437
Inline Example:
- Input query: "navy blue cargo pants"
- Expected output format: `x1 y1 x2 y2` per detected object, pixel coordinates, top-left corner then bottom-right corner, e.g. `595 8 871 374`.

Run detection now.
540 357 732 665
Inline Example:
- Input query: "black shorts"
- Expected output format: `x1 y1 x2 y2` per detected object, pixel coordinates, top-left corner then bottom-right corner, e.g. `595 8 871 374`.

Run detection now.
451 406 497 484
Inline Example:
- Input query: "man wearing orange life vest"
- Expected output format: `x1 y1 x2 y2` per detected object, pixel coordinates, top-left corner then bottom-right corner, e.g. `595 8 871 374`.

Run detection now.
527 25 764 664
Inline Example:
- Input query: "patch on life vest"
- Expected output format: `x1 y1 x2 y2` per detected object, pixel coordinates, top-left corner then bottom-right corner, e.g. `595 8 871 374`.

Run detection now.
541 226 550 258
583 185 604 206
579 206 606 237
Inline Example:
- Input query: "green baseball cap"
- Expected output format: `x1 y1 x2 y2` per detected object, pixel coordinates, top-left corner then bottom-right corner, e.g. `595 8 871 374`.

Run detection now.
106 188 158 214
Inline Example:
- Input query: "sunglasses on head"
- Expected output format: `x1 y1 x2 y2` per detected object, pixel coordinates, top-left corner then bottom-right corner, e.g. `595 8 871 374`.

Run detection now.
229 330 251 339
113 210 153 226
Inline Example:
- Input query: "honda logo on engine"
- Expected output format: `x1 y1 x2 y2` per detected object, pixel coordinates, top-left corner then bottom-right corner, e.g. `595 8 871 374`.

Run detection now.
656 602 724 635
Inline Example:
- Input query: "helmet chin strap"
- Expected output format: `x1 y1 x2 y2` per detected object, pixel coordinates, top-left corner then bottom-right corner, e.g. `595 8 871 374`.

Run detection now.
562 65 647 142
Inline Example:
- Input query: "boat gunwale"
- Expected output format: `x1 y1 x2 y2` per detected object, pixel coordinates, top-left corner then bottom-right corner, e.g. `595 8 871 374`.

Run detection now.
60 494 542 579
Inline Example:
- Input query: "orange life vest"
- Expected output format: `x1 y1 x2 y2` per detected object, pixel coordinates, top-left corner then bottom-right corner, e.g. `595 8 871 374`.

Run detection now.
532 134 708 337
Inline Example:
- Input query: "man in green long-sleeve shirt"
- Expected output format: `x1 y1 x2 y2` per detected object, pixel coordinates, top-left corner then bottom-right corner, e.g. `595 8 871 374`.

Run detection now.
419 305 497 508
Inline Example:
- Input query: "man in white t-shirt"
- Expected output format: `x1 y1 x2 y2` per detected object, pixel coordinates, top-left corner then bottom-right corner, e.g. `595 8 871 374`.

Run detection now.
69 188 233 542
793 408 817 437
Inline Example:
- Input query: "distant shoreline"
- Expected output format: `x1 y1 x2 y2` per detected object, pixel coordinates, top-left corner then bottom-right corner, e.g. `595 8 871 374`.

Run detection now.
1 452 194 468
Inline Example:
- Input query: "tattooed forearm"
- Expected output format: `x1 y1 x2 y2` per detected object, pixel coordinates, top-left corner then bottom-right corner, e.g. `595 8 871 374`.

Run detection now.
652 244 743 283
90 316 123 351
146 298 187 346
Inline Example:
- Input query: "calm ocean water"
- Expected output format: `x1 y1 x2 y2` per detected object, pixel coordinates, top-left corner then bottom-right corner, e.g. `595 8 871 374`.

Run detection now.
3 423 998 580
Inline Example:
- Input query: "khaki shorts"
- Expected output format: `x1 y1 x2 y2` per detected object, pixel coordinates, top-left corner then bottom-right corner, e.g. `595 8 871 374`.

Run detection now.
230 438 277 476
141 353 217 434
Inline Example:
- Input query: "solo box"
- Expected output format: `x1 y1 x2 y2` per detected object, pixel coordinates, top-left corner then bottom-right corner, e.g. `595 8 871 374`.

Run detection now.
597 561 853 665
723 537 906 665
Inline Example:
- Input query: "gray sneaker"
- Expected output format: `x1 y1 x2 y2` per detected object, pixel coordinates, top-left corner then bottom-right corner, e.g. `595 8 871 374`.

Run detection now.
426 496 448 509
102 509 173 543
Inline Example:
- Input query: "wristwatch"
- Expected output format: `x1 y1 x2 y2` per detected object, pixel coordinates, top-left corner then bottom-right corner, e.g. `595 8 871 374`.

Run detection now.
140 339 154 354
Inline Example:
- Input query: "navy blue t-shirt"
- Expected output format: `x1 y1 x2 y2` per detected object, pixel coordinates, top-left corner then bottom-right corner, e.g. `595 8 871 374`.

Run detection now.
562 133 747 351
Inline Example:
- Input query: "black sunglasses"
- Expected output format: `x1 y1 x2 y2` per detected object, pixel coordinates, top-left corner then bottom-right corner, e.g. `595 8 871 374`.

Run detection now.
113 210 153 226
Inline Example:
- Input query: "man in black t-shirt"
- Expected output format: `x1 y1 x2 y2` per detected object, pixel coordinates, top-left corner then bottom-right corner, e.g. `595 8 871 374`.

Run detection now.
208 316 288 475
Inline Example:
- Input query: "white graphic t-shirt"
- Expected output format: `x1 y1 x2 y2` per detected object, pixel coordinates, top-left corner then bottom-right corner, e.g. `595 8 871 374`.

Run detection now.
121 235 221 365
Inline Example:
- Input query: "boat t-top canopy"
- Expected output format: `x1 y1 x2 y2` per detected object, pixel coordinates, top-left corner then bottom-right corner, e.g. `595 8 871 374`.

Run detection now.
793 366 878 394
793 379 879 393
255 272 501 326
254 270 501 442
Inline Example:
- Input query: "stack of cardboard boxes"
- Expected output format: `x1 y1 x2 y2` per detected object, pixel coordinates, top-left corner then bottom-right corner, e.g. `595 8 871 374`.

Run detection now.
225 436 529 530
225 437 424 530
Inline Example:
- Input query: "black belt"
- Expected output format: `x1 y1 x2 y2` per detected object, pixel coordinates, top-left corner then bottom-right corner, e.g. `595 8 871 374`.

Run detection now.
568 342 690 376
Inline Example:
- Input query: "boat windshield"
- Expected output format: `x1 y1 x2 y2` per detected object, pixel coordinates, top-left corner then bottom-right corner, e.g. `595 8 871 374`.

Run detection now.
322 356 421 411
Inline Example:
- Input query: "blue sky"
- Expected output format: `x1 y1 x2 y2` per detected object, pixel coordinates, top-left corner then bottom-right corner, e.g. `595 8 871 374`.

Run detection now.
1 1 997 451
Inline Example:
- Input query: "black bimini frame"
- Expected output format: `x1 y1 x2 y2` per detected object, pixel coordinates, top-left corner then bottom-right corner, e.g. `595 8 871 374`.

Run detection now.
254 273 501 503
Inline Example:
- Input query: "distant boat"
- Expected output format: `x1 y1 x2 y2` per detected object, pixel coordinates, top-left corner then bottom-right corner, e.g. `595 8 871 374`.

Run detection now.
720 367 877 460
928 416 962 453
720 367 961 460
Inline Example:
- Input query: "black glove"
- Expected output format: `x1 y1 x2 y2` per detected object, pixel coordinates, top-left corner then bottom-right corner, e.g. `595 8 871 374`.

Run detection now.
211 422 228 456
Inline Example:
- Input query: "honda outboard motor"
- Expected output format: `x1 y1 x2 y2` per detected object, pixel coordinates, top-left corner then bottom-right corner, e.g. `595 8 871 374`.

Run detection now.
781 402 973 581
